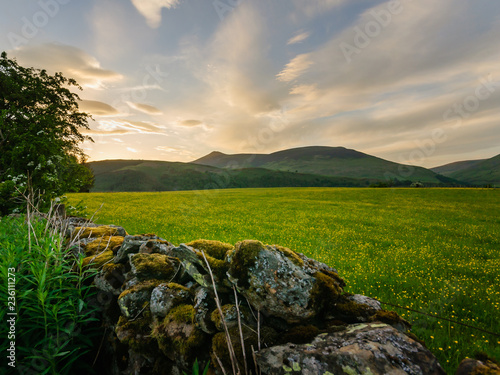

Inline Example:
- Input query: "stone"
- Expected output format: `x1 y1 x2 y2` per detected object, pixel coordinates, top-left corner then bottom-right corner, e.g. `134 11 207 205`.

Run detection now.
256 323 446 375
151 304 208 368
455 357 500 375
193 287 217 334
115 234 164 263
170 244 229 289
150 283 192 317
118 280 162 319
227 240 344 323
94 263 126 295
139 239 173 255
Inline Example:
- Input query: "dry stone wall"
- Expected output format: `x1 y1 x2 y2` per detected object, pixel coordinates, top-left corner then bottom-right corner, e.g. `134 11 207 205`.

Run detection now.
67 219 446 375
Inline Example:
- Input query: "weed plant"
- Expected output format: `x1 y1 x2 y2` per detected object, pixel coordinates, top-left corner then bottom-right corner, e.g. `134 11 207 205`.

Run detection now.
0 211 99 374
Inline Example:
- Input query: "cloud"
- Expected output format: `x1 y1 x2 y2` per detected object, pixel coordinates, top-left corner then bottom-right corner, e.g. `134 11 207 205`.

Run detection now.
127 102 163 115
9 43 122 89
79 100 120 117
287 31 311 45
130 0 180 28
179 119 203 127
84 119 165 135
276 53 313 82
127 147 138 153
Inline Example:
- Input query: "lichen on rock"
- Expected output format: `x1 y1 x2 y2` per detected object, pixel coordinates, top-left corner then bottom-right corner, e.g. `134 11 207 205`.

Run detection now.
227 240 344 323
256 323 445 375
150 282 192 317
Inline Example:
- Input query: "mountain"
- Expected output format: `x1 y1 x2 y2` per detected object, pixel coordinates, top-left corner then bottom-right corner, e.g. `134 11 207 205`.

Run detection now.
430 159 486 176
432 154 500 186
88 159 380 192
193 146 445 183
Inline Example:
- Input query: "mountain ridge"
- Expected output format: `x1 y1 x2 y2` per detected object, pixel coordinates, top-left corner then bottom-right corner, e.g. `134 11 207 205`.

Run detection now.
192 146 444 183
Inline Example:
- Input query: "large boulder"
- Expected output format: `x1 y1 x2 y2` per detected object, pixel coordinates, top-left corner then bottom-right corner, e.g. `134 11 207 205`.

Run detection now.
256 322 446 375
227 240 345 323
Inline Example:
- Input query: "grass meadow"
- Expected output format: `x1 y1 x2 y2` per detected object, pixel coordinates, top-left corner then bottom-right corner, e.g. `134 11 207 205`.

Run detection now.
68 187 500 373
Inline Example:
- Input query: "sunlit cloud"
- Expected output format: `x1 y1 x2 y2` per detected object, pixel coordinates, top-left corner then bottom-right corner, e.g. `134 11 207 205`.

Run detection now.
9 43 122 89
83 119 165 136
287 31 311 45
179 119 202 127
127 102 163 115
130 0 180 28
127 147 138 153
276 53 313 82
79 100 120 117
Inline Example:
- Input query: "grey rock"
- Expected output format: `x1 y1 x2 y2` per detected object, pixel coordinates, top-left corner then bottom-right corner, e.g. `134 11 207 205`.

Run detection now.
348 294 382 312
193 287 217 334
150 283 192 317
118 281 159 319
170 244 213 288
139 239 174 255
256 323 445 375
114 234 163 263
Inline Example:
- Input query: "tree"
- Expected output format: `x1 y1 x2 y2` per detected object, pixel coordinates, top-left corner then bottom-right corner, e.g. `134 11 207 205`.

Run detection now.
0 52 94 214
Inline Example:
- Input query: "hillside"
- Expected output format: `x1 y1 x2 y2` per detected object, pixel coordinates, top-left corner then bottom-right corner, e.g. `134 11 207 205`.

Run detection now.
433 154 500 186
88 159 380 192
193 146 446 183
431 159 485 176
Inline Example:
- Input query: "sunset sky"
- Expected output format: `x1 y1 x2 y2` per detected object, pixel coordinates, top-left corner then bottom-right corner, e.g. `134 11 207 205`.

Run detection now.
1 0 499 167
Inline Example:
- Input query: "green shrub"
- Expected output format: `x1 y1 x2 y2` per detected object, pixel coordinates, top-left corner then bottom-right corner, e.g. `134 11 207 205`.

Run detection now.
0 215 99 374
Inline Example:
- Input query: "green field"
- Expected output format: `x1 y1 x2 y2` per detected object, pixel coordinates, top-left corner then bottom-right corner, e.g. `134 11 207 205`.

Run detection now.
68 187 500 373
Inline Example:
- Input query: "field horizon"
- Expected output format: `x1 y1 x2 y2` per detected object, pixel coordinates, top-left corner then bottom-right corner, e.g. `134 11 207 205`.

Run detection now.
68 187 500 373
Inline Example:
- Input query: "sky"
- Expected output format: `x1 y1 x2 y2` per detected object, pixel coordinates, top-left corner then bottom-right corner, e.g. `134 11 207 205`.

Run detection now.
1 0 500 168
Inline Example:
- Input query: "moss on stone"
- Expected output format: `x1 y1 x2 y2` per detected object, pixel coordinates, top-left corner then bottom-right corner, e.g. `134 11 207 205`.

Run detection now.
370 310 410 329
82 250 114 269
281 325 321 345
130 253 176 280
84 236 124 256
310 271 343 312
210 304 241 331
151 304 206 360
332 294 377 323
228 240 265 289
200 252 229 282
115 311 157 353
187 239 234 260
73 225 118 240
274 245 304 267
118 279 163 300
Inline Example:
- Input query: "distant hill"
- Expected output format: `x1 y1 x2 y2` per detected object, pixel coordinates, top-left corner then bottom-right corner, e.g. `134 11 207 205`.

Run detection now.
88 159 381 192
193 146 446 183
431 159 486 176
432 154 500 186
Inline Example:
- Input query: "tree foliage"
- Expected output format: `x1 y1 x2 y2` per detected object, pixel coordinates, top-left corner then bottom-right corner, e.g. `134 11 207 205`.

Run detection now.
0 52 94 214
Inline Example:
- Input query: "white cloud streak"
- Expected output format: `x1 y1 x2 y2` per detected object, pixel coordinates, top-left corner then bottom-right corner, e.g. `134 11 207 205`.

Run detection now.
130 0 180 28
